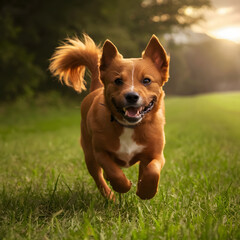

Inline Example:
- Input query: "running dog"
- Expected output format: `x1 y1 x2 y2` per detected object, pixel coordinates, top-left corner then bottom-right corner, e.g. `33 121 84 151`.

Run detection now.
50 34 170 200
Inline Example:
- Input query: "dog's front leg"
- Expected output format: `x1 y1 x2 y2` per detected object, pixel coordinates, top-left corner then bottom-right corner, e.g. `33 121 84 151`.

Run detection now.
95 151 132 193
136 156 164 199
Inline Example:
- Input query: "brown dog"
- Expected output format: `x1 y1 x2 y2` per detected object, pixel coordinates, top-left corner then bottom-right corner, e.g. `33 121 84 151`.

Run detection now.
50 34 169 200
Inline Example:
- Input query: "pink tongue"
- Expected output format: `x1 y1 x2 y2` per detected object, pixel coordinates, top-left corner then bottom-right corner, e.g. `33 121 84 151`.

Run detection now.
126 107 139 117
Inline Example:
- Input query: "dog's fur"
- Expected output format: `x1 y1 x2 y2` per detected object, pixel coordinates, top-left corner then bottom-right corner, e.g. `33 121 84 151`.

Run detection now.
50 34 170 200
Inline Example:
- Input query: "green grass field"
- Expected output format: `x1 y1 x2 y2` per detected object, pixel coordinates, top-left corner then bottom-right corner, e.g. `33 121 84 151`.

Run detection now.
0 92 239 239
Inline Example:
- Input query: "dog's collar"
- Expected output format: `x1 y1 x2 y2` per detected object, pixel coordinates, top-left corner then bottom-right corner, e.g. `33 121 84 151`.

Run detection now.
111 114 139 128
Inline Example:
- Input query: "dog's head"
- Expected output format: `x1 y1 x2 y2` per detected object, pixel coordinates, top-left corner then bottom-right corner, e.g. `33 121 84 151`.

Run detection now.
100 35 170 126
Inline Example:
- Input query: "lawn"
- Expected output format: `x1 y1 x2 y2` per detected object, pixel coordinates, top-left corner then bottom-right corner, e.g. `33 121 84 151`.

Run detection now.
0 92 239 239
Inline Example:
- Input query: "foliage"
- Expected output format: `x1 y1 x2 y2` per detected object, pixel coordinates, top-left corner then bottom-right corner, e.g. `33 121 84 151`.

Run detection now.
0 92 239 239
0 0 211 100
166 38 240 95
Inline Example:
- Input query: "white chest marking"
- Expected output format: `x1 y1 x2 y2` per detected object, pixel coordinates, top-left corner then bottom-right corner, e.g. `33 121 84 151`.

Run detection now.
116 128 144 167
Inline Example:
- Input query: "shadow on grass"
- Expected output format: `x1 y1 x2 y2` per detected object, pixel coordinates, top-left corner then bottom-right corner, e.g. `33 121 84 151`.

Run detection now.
0 179 113 224
0 174 138 227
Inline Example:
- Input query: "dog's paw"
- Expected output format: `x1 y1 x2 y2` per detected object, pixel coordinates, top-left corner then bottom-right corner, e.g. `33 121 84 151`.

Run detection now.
136 173 159 200
110 178 132 193
101 186 116 201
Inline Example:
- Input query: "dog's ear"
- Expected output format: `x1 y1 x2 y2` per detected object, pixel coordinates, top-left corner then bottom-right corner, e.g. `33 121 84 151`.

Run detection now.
143 35 169 70
100 40 120 71
143 35 170 84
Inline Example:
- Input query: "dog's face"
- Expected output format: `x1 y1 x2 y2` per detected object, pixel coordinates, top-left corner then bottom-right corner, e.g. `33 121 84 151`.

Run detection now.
100 36 169 125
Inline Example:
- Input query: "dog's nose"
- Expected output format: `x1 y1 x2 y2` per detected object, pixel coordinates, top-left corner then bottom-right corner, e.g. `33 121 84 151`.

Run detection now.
125 92 140 104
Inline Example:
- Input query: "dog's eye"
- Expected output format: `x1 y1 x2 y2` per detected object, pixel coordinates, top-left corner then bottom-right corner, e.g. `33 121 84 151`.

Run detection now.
114 78 123 86
142 78 151 86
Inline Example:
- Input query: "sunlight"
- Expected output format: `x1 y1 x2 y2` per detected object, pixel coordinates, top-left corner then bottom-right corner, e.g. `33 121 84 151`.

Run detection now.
209 26 240 43
216 7 233 15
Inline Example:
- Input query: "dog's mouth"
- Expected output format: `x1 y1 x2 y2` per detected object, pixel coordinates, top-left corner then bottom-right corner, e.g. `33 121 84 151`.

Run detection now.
112 97 156 124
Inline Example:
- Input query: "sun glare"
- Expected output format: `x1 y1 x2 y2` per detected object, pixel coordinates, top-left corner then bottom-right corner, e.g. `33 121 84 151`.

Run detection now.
209 27 240 43
216 7 233 15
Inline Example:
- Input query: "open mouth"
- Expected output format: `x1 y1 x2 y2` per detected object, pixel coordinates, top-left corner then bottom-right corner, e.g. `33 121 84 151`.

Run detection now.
112 97 156 123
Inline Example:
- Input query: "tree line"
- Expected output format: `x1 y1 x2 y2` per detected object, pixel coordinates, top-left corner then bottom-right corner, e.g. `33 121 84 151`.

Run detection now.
2 0 239 101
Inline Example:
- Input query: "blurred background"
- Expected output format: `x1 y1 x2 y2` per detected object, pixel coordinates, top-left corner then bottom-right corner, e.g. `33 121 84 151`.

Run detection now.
0 0 240 101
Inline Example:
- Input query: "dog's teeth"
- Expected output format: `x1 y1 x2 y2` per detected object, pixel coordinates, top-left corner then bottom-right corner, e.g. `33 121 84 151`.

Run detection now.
123 107 126 112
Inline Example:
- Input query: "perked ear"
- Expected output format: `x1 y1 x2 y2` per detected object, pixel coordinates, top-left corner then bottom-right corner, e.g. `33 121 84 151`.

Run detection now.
143 35 169 70
100 40 120 71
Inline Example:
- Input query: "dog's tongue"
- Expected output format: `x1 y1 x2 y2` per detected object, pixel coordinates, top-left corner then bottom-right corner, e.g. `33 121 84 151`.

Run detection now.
125 107 140 118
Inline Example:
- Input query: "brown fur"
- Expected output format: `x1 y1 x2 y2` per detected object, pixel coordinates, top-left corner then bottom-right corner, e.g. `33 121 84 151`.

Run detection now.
50 34 170 200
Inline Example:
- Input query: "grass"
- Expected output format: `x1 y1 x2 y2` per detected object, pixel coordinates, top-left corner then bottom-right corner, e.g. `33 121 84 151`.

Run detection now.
0 92 239 239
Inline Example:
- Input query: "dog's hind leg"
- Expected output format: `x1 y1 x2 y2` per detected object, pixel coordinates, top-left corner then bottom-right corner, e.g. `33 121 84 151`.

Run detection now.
84 152 115 200
81 135 115 200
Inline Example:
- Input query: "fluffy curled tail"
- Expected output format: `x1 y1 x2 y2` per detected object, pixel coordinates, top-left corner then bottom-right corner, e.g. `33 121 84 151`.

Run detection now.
49 34 102 92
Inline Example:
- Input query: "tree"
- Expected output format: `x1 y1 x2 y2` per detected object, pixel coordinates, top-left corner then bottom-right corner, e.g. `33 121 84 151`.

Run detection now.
165 38 240 95
0 0 211 100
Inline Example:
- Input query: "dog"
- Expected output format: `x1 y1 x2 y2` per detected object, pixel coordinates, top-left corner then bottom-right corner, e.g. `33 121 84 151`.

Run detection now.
50 34 170 200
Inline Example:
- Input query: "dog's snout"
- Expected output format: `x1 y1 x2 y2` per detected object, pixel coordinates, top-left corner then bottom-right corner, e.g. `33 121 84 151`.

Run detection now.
125 92 140 104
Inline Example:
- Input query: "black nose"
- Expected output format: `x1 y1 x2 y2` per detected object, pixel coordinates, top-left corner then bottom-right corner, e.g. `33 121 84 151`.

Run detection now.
125 92 140 104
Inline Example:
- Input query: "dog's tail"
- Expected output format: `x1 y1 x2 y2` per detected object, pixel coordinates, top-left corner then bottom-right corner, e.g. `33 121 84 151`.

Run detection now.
49 34 102 92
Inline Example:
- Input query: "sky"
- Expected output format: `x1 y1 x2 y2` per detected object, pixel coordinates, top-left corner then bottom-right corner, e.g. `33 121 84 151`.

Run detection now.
192 0 240 43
